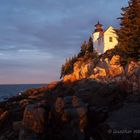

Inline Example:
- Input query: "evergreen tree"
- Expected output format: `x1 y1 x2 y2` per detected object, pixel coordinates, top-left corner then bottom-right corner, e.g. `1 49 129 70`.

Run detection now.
87 36 93 53
60 55 77 78
117 0 140 63
60 64 64 79
78 41 87 57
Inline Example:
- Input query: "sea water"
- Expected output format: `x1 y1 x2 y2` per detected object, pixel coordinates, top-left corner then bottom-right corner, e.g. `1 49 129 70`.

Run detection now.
0 84 47 101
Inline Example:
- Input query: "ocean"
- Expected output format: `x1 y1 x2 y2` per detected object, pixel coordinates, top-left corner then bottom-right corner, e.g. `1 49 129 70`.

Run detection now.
0 84 47 101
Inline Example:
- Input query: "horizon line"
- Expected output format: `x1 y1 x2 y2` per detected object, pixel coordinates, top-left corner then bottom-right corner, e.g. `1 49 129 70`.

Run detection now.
0 83 48 86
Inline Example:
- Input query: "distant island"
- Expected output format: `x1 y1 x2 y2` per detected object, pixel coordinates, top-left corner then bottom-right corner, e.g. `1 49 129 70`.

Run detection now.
0 0 140 140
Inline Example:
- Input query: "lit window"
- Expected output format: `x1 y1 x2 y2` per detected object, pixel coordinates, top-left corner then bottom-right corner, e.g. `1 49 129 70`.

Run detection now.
109 37 113 42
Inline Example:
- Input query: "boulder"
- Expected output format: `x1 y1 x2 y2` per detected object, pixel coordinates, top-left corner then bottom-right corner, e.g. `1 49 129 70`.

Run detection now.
23 105 46 134
93 66 107 78
0 136 5 140
62 107 87 135
25 89 39 96
19 128 38 140
63 96 85 108
28 95 39 100
80 62 94 78
126 62 140 93
0 111 9 128
73 62 82 80
109 55 124 77
31 90 38 96
19 99 30 108
0 108 4 116
109 66 124 78
65 95 86 107
54 95 87 139
109 55 121 65
63 59 94 82
90 55 124 79
72 96 86 108
54 97 65 113
63 74 76 83
98 102 140 140
0 131 16 140
62 107 87 120
13 121 22 132
126 61 140 76
46 81 59 91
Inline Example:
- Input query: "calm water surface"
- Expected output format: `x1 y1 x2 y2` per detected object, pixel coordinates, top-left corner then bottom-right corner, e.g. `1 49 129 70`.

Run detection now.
0 84 47 101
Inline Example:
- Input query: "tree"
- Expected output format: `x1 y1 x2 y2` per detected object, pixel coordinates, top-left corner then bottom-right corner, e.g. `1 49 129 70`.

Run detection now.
60 64 64 79
60 55 77 78
87 36 93 53
78 41 87 57
117 0 140 63
60 36 98 78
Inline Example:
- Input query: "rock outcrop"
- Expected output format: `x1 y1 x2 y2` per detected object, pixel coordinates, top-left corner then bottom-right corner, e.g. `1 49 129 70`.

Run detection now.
23 105 46 134
63 55 140 93
0 76 140 140
109 55 124 77
63 59 94 82
47 96 88 140
0 54 140 140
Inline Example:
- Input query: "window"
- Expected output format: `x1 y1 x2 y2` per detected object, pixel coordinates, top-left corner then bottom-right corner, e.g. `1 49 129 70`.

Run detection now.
109 37 113 42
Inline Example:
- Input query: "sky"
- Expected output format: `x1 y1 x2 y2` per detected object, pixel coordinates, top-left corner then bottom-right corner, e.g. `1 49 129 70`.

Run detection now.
0 0 128 84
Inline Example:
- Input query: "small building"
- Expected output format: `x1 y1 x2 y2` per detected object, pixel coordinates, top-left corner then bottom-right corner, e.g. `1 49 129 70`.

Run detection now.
93 21 118 54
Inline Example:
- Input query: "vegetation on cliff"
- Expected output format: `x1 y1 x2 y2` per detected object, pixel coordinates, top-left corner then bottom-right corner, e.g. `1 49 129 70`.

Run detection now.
1 0 140 140
61 0 140 79
60 55 78 79
60 36 98 78
116 0 140 64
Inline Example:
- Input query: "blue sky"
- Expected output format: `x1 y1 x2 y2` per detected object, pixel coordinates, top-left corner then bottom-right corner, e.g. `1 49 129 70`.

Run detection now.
0 0 128 84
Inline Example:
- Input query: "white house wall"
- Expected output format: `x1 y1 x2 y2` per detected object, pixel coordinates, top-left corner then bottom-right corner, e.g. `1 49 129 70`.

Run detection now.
103 26 118 52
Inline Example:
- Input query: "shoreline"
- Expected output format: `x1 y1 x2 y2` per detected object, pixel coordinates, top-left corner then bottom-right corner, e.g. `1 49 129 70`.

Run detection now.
0 59 140 140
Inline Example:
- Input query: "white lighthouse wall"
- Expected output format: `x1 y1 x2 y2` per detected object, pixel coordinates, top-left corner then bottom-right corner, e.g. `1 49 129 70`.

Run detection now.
93 32 104 54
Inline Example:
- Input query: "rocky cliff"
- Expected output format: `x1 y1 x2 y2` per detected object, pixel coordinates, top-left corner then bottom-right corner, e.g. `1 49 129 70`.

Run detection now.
0 54 140 140
63 54 140 93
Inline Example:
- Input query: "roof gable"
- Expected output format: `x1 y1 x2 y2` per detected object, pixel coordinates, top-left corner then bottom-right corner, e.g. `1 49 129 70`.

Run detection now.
104 26 116 34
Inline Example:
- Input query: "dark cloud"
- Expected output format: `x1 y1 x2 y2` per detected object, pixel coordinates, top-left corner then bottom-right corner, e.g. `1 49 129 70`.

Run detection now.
0 0 128 84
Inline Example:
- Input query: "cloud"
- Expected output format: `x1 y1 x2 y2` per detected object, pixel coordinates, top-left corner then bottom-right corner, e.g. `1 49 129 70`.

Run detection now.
0 0 128 84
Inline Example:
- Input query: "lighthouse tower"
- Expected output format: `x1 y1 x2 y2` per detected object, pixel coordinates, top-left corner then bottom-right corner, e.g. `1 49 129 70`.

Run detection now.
93 21 118 54
93 21 104 54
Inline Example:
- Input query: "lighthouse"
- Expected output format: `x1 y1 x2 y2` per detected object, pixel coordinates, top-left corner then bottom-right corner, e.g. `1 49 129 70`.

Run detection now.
93 21 104 54
93 21 118 54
